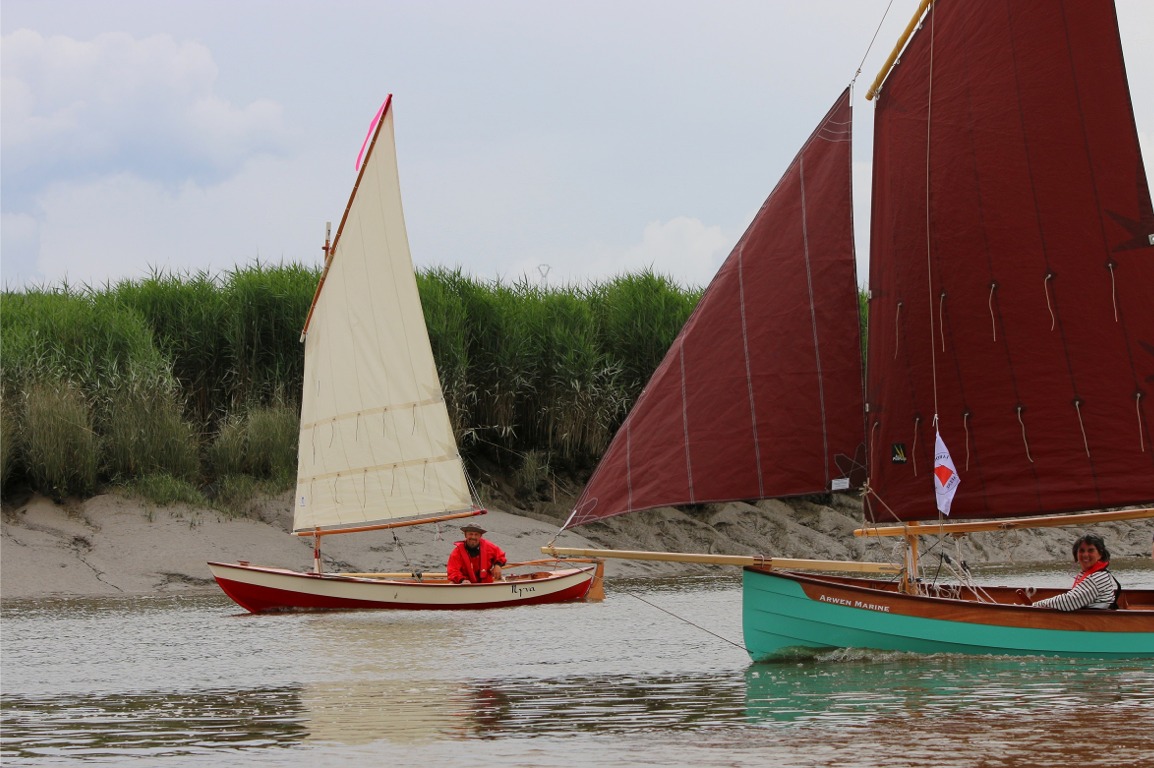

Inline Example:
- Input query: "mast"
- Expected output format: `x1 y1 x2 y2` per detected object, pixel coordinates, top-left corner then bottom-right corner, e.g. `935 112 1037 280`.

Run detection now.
865 0 935 101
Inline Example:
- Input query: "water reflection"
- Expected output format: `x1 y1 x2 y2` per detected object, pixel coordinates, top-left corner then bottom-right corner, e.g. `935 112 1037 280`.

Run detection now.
4 576 1153 766
2 686 308 762
743 651 1154 723
8 656 1151 760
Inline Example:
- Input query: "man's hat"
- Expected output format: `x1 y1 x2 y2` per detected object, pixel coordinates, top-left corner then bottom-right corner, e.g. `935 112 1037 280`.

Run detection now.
460 523 487 534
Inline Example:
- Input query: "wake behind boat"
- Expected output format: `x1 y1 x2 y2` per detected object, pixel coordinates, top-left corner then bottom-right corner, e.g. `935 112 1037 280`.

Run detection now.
210 96 596 612
546 0 1154 658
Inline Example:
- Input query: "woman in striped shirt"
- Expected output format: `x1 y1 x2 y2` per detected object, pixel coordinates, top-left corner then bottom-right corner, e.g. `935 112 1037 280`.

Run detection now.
1022 534 1120 611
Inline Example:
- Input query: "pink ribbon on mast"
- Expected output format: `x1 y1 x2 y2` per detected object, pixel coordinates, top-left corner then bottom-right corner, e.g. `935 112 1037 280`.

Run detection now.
355 99 389 171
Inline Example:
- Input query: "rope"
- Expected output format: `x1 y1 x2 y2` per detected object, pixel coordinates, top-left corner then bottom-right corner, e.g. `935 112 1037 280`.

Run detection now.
894 301 902 359
923 3 941 424
1137 392 1146 453
1108 262 1119 322
911 415 921 476
938 291 946 351
624 591 746 652
989 283 998 341
1044 273 1056 330
1074 398 1090 457
392 529 413 569
935 552 998 604
861 485 915 533
1017 405 1034 463
963 410 971 470
852 0 898 87
870 420 881 474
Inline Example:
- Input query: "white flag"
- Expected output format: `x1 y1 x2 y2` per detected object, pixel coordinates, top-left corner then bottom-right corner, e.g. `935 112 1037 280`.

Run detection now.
933 429 960 516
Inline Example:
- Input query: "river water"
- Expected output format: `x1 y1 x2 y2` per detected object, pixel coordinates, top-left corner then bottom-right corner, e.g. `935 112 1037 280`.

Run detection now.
3 563 1153 767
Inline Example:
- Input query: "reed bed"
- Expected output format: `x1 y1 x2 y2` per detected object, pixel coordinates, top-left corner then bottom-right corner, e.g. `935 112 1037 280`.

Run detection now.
1 263 728 504
19 379 99 498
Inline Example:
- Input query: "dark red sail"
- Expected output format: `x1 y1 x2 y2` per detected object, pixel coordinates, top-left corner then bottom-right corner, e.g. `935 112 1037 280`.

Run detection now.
566 91 864 528
865 0 1154 522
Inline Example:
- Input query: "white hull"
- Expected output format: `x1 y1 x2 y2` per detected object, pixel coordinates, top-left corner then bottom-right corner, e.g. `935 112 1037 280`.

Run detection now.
209 561 596 612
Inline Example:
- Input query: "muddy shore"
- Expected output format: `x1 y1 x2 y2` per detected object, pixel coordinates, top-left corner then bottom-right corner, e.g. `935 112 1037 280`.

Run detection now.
2 491 1151 601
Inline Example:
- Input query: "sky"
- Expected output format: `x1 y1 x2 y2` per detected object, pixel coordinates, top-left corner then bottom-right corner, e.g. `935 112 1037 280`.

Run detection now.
3 1 1152 292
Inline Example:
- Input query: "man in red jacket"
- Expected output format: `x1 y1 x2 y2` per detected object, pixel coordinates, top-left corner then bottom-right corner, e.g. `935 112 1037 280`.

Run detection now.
447 523 507 584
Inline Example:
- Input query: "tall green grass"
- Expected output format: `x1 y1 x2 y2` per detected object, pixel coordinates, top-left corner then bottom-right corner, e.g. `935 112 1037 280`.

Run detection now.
1 383 18 488
418 268 475 438
101 374 200 483
11 263 857 505
20 379 99 498
1 286 198 496
108 262 317 424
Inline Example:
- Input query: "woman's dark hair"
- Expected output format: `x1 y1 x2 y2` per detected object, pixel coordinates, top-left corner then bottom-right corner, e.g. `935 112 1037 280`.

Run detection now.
1072 533 1110 563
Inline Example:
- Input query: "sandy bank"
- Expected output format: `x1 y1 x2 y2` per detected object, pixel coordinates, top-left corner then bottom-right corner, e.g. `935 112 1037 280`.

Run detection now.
2 491 1151 601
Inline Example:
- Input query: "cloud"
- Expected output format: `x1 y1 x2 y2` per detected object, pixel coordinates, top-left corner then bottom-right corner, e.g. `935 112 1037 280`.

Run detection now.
0 212 40 288
513 216 732 290
12 148 345 289
1 29 286 210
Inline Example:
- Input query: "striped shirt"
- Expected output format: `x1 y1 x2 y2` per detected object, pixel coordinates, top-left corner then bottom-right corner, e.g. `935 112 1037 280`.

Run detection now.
1033 569 1118 611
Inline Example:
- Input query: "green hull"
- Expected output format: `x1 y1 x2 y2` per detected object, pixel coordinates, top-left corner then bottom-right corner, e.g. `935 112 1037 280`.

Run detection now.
743 569 1154 661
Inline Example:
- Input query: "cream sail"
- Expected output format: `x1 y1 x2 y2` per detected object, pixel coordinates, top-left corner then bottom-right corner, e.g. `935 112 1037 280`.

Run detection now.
209 96 598 611
294 100 474 532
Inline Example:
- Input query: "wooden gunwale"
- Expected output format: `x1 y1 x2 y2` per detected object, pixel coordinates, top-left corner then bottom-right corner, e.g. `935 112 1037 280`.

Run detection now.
748 568 1154 632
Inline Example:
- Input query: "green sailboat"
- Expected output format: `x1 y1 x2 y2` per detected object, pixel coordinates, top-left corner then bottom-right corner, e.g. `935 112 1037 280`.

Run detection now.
550 0 1154 659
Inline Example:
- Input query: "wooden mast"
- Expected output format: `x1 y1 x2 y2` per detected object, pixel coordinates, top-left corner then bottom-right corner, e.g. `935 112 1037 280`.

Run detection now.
866 0 935 101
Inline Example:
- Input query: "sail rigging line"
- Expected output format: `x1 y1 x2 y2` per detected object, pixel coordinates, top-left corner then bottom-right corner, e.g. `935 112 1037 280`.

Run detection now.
1016 406 1034 463
861 479 905 527
1074 398 1091 457
934 550 999 605
1107 261 1119 322
851 0 897 88
1138 393 1147 453
963 410 971 471
623 590 746 653
1044 273 1056 330
893 301 901 358
988 283 998 341
922 0 941 426
937 291 946 352
911 415 921 476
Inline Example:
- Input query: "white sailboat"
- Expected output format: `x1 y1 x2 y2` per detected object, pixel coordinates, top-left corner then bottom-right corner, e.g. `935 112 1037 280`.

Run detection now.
210 96 597 612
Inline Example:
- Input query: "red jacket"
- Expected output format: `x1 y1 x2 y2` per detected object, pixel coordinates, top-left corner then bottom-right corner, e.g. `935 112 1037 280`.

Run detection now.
447 538 507 583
